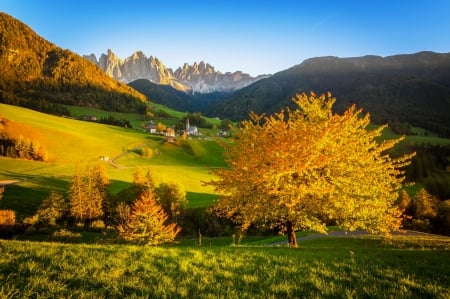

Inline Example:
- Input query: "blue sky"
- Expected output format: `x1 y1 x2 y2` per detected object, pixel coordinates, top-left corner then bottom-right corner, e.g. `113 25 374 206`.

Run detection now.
1 0 450 76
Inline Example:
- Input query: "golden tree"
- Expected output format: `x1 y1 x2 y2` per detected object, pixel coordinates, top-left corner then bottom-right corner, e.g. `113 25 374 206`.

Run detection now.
69 163 109 226
207 92 414 246
118 192 181 245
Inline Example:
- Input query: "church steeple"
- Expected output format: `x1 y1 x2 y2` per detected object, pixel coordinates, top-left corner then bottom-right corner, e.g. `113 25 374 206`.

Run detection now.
186 117 190 132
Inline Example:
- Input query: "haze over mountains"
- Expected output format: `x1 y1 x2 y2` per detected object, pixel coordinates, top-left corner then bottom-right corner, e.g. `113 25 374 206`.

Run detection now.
207 52 450 136
84 50 268 94
1 12 450 137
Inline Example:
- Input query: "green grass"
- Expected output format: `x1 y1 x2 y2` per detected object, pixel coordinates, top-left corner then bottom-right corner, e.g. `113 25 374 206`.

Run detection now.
64 105 145 129
0 104 223 218
0 236 448 298
2 103 449 218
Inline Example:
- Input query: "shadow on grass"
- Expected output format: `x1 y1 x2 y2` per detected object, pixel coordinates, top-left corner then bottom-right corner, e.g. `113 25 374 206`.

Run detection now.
0 172 71 220
186 192 218 208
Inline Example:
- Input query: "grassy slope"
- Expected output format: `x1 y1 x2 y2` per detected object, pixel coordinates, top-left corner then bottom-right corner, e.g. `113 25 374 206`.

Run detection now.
0 104 223 219
0 236 449 298
2 104 449 218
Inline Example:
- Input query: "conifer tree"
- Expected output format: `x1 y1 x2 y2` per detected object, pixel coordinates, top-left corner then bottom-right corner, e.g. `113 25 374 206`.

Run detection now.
413 188 438 219
118 192 181 245
133 167 156 196
69 163 109 226
69 164 86 223
207 92 414 246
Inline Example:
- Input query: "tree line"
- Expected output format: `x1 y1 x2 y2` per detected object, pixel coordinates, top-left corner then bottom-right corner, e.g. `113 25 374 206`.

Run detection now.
17 165 186 245
0 115 48 161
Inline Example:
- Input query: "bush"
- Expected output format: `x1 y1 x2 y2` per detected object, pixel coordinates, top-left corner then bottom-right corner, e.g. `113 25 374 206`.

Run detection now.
90 219 106 231
0 209 15 224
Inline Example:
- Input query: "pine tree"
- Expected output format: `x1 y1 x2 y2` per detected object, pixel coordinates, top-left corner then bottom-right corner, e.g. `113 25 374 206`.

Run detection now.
133 167 155 196
69 164 86 223
69 164 109 226
118 192 181 245
413 188 438 219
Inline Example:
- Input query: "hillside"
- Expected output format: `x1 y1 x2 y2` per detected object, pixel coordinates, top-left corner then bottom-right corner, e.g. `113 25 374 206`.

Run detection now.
0 104 223 219
0 13 147 115
208 52 450 137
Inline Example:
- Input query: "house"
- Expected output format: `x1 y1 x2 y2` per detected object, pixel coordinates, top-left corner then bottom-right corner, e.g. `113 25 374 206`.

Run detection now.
144 122 158 134
82 115 98 121
165 127 176 137
218 130 230 137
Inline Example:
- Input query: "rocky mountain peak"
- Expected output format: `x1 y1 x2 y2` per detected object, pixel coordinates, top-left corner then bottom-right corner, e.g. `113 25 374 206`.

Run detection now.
86 50 267 93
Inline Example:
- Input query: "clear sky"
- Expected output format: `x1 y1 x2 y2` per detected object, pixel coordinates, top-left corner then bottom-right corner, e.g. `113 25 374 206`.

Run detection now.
1 0 450 76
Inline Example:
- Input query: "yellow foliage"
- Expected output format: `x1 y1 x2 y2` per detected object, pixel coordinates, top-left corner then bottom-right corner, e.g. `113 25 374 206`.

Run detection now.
207 92 414 243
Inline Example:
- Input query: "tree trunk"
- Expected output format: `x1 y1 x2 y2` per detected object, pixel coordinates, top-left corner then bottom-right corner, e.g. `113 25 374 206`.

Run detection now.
286 220 298 247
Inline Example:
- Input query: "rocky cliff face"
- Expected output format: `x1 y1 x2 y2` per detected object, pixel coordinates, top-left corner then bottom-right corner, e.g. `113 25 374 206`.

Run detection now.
84 50 267 93
173 61 267 93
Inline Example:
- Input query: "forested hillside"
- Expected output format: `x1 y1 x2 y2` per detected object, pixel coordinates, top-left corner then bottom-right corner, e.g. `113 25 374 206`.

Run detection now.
0 12 147 115
128 79 230 113
208 52 450 137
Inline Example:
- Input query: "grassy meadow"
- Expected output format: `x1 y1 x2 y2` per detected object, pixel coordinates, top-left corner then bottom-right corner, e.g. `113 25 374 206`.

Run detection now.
1 235 449 298
0 104 223 219
1 104 450 298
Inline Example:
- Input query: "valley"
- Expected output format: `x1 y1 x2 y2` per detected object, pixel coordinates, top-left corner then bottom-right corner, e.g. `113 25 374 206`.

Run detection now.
0 9 450 298
0 104 224 218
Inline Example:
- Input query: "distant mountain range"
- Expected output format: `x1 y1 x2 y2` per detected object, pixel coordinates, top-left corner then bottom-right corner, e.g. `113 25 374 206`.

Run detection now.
1 12 450 137
207 52 450 136
84 50 269 93
0 12 147 114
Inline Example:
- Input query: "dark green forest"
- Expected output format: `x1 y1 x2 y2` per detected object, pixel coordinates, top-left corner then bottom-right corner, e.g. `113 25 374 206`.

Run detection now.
207 53 450 138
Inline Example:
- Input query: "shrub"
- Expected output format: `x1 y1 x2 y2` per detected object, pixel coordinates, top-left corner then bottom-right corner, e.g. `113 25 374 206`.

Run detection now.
90 219 106 231
0 209 15 224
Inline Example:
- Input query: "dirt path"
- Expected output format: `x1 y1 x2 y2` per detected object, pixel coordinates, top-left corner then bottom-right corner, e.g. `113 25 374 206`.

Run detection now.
108 142 153 169
267 229 444 246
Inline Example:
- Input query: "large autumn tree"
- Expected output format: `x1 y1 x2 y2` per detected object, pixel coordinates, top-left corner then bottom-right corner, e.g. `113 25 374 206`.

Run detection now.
207 92 414 246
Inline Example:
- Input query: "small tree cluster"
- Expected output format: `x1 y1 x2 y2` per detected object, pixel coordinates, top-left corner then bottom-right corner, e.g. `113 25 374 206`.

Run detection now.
69 163 109 226
401 188 444 233
115 168 185 245
36 190 68 226
0 115 48 161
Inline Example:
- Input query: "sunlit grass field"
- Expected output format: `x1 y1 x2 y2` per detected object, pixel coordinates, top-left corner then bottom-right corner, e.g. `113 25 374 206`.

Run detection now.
0 236 449 298
0 104 224 219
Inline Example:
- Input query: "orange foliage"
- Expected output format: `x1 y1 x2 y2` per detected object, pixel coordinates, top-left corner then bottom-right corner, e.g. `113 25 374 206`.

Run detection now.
0 115 48 161
207 92 414 246
0 209 16 225
118 192 181 245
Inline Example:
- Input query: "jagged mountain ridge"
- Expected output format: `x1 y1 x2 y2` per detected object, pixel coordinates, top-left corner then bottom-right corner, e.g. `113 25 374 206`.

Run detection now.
207 52 450 136
84 50 268 93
